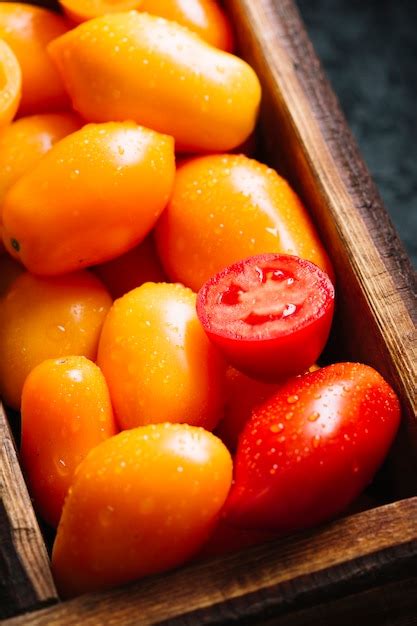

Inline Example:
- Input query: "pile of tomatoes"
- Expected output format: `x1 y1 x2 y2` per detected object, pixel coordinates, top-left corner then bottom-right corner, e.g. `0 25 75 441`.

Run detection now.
0 0 401 599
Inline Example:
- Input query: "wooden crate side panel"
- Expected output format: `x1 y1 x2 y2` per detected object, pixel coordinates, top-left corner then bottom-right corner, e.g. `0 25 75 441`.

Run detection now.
4 498 417 625
225 0 417 488
0 405 58 619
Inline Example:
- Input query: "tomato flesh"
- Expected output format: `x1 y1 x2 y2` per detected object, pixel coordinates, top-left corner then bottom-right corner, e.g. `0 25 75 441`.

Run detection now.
197 254 334 381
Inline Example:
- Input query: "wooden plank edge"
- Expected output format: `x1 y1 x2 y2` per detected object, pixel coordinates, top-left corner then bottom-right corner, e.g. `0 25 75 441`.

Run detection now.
225 0 417 491
0 404 58 619
4 498 417 625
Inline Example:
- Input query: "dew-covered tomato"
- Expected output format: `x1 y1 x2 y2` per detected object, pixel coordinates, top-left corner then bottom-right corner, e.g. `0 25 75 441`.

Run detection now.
224 363 401 532
197 254 334 381
21 356 117 528
217 364 320 451
52 423 232 597
0 39 21 127
59 0 143 24
0 271 112 409
140 0 234 51
0 3 69 115
48 12 260 152
93 235 166 300
97 282 225 431
155 154 334 291
0 112 82 208
2 122 175 275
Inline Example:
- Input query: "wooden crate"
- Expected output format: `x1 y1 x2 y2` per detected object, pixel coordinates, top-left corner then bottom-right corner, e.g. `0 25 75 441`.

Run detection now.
1 0 416 623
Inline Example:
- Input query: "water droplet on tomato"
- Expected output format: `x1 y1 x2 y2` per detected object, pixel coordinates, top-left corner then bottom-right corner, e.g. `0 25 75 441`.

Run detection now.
270 423 284 433
287 395 299 404
285 411 293 420
54 457 69 477
308 412 320 422
99 505 115 527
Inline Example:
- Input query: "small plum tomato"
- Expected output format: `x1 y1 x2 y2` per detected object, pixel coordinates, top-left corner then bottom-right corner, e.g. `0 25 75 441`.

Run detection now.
0 270 112 409
140 0 234 52
59 0 144 24
93 235 166 300
217 364 320 451
48 12 261 152
21 356 117 528
225 363 401 532
2 122 175 275
52 423 233 597
0 112 82 209
0 39 21 127
196 254 334 381
0 3 69 115
155 154 334 291
97 282 226 431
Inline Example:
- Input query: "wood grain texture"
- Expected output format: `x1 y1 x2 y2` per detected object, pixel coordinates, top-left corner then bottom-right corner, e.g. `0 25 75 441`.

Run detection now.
0 405 58 619
3 498 417 625
1 0 417 623
226 0 417 487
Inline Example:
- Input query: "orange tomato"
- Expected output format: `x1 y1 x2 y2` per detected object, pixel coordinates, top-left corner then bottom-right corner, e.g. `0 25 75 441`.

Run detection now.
60 0 143 23
93 235 166 299
0 112 82 209
155 154 334 291
2 122 175 275
21 356 117 528
97 282 226 431
140 0 234 51
48 12 261 152
0 3 69 115
0 271 112 409
52 423 233 597
0 39 21 127
0 254 23 297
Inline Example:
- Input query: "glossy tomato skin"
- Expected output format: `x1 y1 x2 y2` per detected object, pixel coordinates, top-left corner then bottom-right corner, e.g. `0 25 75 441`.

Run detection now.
0 40 21 127
0 3 69 115
217 364 319 451
2 122 175 275
197 254 334 381
0 112 82 208
155 155 334 292
52 424 233 597
60 0 143 23
0 271 112 409
97 282 226 431
48 12 261 153
141 0 234 51
21 356 117 528
92 235 166 299
224 363 401 532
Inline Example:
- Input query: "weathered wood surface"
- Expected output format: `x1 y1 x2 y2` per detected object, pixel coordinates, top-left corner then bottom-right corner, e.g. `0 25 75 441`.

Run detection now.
1 0 416 623
4 498 417 625
0 404 58 619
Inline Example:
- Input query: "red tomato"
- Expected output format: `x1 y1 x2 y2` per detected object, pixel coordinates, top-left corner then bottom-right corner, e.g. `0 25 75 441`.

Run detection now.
217 364 319 451
224 363 401 532
197 254 334 381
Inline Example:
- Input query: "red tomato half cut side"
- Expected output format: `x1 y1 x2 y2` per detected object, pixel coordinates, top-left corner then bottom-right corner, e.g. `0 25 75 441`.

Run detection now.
196 254 334 381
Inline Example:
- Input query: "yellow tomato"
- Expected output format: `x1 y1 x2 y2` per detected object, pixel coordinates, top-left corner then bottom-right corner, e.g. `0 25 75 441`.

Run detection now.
2 122 175 275
0 112 82 209
155 154 334 291
21 356 117 528
48 12 261 152
52 424 232 597
97 282 226 431
0 271 112 409
0 3 69 115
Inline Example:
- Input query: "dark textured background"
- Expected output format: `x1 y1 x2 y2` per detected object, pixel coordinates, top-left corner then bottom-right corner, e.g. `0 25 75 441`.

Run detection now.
296 0 417 268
